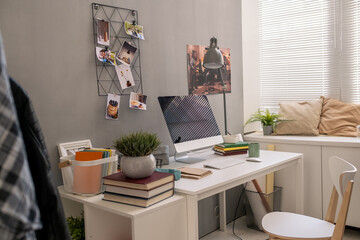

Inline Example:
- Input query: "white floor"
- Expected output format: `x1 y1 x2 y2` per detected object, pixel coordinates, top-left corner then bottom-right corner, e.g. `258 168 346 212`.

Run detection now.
201 217 360 240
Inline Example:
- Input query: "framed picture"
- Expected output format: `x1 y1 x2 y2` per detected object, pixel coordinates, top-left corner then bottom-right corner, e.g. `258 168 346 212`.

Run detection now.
57 140 92 157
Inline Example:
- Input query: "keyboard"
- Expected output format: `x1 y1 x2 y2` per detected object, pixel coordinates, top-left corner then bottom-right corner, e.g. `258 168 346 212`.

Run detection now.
203 157 246 170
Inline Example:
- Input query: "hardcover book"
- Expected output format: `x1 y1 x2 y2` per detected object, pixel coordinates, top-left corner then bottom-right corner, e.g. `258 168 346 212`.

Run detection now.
103 171 174 190
216 142 249 148
104 182 174 199
103 189 174 208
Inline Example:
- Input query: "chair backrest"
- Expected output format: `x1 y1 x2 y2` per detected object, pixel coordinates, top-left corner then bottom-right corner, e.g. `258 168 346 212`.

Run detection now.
328 156 357 200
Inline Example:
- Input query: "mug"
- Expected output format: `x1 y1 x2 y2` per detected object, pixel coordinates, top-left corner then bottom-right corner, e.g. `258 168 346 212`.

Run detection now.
248 143 260 158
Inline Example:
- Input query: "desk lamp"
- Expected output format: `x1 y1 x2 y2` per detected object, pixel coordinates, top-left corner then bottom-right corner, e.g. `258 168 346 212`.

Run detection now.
203 37 230 135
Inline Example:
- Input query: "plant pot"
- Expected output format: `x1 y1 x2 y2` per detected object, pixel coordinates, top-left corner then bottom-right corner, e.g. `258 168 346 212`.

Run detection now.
262 125 273 135
120 154 156 179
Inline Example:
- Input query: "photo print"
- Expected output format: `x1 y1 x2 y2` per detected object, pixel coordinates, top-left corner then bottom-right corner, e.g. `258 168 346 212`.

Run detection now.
115 64 135 89
124 21 145 40
129 92 147 110
96 47 117 66
186 44 231 95
106 93 120 120
96 18 110 46
117 41 137 66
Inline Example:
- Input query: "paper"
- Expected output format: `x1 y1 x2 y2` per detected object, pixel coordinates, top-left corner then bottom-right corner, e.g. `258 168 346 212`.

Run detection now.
117 41 137 66
129 92 147 110
96 18 110 46
106 93 120 120
115 64 135 89
124 21 145 40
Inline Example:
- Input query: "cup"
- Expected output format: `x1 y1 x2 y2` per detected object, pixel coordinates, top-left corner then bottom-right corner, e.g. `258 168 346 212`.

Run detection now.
248 143 260 158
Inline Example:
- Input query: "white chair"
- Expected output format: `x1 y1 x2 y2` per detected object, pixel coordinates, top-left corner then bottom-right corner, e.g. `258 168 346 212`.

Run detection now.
262 156 357 240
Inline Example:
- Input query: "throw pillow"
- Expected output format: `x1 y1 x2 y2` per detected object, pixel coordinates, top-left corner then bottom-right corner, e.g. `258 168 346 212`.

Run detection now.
275 99 323 135
318 97 360 137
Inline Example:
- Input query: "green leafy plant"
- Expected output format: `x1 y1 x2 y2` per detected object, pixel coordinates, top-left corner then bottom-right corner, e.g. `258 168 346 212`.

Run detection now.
67 211 85 240
245 109 284 127
113 131 161 157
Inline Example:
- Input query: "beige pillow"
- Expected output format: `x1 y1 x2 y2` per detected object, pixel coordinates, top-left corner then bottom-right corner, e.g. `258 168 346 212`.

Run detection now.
275 99 323 135
319 97 360 137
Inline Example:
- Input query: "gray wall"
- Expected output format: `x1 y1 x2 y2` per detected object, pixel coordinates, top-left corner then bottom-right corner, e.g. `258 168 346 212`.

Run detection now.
0 0 243 186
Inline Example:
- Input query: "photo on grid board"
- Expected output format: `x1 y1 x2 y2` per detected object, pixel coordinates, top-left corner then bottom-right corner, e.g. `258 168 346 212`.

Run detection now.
117 41 137 66
96 18 110 46
96 47 117 66
124 21 145 40
129 92 147 110
106 93 120 120
115 64 135 89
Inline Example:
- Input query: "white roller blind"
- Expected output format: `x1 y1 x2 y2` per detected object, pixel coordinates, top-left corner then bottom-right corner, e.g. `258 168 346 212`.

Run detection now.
259 0 340 111
341 0 360 103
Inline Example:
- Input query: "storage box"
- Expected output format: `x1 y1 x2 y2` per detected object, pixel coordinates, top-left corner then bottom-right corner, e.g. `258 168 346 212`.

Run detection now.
59 154 118 196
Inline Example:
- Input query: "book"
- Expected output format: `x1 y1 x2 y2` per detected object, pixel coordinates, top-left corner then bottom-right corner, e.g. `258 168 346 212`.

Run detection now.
214 146 249 151
103 189 174 208
214 150 248 156
75 151 103 161
104 181 174 199
103 171 174 190
216 142 249 148
179 167 212 179
213 147 248 153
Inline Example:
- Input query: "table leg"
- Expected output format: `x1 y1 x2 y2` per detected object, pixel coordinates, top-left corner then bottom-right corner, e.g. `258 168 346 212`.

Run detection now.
219 191 226 231
186 195 198 240
296 156 304 214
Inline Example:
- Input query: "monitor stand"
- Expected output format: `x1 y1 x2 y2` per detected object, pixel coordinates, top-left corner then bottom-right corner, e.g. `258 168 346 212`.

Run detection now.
174 148 213 164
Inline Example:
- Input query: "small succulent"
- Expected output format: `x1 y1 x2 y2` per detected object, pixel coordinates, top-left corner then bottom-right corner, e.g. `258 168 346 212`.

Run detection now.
113 131 161 157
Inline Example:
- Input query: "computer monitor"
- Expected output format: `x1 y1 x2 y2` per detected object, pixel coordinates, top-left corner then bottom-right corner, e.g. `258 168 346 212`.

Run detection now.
158 95 223 163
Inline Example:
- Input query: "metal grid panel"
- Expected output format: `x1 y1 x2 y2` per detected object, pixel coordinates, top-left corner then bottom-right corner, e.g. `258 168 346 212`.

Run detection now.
92 3 143 96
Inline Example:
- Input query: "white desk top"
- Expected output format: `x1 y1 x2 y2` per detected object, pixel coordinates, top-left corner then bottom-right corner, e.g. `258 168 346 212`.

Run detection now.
58 186 185 219
244 132 360 147
167 150 303 198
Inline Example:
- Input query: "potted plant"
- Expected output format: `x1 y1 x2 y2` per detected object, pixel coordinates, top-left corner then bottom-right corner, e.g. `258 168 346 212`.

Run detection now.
113 131 161 179
245 109 284 135
67 212 85 240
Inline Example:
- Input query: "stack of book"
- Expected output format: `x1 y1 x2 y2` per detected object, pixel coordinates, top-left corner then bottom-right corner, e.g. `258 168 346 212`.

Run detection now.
102 171 175 208
213 142 249 156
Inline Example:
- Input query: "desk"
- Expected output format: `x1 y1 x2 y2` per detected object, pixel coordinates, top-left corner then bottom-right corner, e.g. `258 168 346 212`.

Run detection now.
166 149 304 240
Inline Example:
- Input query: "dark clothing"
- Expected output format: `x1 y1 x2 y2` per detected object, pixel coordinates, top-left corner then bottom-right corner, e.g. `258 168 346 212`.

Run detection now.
10 78 71 240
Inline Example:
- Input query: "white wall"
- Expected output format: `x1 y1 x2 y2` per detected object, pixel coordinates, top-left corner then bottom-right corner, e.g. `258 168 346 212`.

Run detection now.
0 0 243 186
242 0 260 133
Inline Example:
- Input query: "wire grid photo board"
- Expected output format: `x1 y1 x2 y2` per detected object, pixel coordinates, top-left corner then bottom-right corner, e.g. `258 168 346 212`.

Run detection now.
92 3 143 96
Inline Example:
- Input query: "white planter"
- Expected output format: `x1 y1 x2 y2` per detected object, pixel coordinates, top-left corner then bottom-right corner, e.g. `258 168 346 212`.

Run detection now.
262 124 273 135
120 154 156 179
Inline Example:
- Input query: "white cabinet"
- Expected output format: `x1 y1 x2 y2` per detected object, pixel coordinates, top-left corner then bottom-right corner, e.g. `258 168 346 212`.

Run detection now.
244 133 360 227
59 186 187 240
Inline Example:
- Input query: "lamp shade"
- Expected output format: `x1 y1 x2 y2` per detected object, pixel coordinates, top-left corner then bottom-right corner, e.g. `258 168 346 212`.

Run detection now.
203 37 224 69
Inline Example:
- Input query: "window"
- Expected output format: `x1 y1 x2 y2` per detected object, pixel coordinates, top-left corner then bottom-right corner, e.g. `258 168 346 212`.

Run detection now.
259 0 360 110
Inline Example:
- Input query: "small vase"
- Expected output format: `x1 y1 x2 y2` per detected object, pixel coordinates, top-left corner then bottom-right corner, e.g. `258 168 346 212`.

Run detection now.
262 125 273 135
120 154 156 179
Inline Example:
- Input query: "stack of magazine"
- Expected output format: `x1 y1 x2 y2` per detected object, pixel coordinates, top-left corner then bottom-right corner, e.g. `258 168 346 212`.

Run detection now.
213 142 249 156
102 171 174 208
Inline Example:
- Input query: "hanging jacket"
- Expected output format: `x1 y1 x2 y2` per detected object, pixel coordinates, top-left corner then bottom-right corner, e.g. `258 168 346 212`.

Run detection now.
0 31 42 240
10 77 71 240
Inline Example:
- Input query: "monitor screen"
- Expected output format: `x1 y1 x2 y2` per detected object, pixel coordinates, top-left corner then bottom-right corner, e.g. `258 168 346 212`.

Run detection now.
158 95 223 155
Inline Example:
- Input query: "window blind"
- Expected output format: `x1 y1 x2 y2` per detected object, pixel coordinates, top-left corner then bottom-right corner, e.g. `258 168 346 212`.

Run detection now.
259 0 340 111
341 0 360 103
